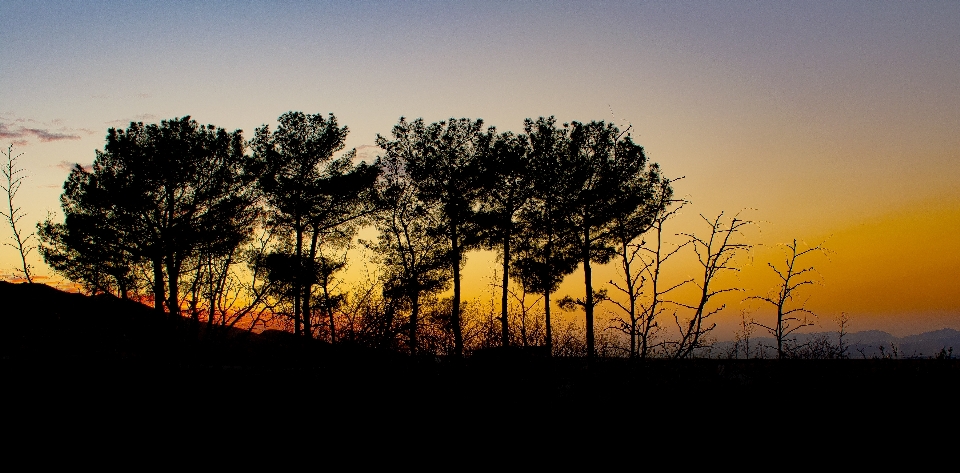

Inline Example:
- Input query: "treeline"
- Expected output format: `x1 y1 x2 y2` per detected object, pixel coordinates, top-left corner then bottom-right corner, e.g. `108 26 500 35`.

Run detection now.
38 111 821 360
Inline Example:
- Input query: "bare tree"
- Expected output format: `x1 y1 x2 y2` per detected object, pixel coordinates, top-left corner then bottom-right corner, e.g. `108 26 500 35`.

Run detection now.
749 239 828 359
730 310 757 359
672 212 753 358
507 280 544 348
607 195 689 358
1 144 34 283
607 173 685 358
834 311 850 359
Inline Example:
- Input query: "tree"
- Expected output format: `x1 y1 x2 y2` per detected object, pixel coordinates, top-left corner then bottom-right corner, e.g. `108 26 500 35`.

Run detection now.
511 117 580 355
672 212 753 358
2 144 35 283
730 310 757 359
38 169 142 298
40 117 258 318
606 174 680 358
377 117 487 357
750 239 827 359
251 111 379 338
562 120 661 359
834 311 851 359
196 224 276 331
475 130 535 348
314 248 348 343
365 138 451 355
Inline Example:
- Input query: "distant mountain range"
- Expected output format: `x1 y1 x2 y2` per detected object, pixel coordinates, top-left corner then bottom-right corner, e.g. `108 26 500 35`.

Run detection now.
701 328 960 359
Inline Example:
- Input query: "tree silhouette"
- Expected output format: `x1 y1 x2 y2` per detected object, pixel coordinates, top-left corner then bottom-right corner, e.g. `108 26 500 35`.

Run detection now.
377 117 487 357
672 212 752 358
251 111 379 338
606 172 677 357
563 120 659 359
2 144 35 283
366 138 451 355
750 239 827 359
41 118 257 318
630 198 693 358
475 130 535 348
511 117 580 355
39 165 142 298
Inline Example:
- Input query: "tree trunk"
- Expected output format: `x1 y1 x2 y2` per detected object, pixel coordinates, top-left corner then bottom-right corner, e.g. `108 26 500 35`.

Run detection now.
500 233 510 348
583 227 595 359
166 253 182 319
293 223 303 337
303 226 322 340
152 256 165 315
322 274 336 344
544 288 552 357
208 256 217 327
451 228 464 357
409 288 420 356
621 240 636 358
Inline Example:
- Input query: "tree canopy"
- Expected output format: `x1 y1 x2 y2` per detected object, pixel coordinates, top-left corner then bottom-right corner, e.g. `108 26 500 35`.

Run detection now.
251 111 379 338
41 117 257 318
36 111 681 361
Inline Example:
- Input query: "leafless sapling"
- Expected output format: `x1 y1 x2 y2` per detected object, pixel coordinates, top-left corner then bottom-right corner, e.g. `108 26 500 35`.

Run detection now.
672 212 753 358
731 310 757 359
502 278 544 348
1 144 34 283
834 311 851 359
607 196 689 358
749 239 828 359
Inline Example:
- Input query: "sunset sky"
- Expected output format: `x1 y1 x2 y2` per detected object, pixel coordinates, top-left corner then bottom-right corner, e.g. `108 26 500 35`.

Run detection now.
2 1 958 339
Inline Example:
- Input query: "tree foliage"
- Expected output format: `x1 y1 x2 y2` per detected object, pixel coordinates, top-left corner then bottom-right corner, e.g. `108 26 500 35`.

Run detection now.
509 117 581 354
558 119 666 358
40 117 258 319
475 130 536 347
367 127 452 355
251 111 379 338
376 117 487 357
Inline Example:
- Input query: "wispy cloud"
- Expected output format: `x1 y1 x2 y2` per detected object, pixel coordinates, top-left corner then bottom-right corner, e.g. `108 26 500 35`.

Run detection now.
0 120 82 144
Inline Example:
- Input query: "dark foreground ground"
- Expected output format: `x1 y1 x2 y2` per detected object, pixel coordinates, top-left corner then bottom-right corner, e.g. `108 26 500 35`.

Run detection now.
3 281 958 432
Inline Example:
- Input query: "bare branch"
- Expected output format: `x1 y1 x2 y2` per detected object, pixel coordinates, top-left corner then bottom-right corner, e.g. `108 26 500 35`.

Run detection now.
2 144 35 283
748 238 829 359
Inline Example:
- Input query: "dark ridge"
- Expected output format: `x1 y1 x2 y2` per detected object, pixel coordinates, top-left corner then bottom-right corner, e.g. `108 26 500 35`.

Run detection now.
2 281 958 423
0 281 400 369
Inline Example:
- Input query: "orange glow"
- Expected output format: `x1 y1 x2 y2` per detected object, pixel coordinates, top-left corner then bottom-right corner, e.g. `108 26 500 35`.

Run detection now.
813 195 960 315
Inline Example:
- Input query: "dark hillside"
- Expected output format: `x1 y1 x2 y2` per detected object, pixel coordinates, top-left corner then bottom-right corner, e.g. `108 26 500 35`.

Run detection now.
0 281 356 368
2 282 958 421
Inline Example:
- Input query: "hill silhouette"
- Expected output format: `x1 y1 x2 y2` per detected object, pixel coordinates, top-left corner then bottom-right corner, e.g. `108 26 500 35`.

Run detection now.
1 281 317 367
2 281 958 421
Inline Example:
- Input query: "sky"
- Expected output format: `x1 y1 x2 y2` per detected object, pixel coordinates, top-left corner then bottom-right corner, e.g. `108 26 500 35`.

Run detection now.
1 0 958 340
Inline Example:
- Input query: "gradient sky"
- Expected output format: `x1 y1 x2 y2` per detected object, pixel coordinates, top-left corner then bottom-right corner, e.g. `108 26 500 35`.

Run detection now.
2 1 958 339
